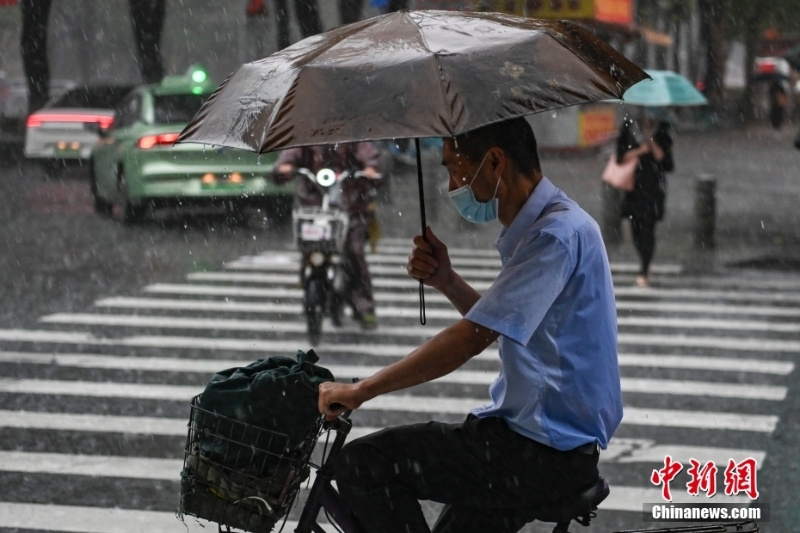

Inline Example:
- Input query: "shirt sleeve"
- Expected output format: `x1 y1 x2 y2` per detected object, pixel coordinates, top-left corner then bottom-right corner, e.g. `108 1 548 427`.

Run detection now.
465 231 574 346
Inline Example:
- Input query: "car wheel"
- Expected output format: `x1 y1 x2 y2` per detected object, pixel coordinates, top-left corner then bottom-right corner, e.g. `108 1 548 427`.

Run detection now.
89 161 113 216
118 170 146 224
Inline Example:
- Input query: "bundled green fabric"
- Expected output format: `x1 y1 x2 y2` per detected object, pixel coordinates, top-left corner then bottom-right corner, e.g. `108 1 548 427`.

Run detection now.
196 349 334 474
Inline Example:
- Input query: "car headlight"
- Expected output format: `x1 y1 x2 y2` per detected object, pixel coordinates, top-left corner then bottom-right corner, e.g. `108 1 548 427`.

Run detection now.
308 251 326 267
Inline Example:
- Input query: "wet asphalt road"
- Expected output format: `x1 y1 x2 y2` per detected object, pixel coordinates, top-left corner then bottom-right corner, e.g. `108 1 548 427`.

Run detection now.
0 130 799 533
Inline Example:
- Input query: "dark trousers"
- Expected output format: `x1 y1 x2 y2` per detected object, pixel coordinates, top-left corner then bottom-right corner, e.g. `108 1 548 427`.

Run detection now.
630 217 657 276
343 221 375 318
332 416 600 533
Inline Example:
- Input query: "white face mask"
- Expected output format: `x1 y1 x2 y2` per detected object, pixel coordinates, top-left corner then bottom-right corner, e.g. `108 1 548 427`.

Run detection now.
447 152 501 224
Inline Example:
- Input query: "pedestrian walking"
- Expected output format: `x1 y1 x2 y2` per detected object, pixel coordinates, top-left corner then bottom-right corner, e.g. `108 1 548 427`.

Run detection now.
769 81 788 132
616 111 674 288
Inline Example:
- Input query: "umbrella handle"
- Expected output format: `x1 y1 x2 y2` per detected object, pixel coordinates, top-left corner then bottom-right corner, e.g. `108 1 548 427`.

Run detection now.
415 138 427 326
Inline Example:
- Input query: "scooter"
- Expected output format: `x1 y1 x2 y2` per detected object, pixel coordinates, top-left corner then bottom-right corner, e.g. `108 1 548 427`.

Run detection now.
292 168 349 346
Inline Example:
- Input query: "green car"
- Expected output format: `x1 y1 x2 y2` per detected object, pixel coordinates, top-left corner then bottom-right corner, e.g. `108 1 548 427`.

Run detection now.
90 70 292 223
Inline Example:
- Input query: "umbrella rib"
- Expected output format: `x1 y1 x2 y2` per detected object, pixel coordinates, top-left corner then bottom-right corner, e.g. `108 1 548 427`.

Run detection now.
406 12 456 136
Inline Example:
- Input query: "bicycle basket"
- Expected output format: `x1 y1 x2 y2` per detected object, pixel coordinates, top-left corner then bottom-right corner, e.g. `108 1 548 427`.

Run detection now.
179 394 323 533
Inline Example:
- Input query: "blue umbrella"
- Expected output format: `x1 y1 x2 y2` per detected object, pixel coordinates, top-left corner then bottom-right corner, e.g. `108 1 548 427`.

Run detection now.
621 70 708 106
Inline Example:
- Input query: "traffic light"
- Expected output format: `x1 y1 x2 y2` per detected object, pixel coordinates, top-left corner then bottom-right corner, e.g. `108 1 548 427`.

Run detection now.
187 64 208 84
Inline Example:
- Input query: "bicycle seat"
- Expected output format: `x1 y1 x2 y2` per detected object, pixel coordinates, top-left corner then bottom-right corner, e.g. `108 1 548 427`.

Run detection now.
530 477 609 533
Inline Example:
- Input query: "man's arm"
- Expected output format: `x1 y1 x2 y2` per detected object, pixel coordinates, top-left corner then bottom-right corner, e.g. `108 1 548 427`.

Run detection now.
318 318 498 419
407 226 482 316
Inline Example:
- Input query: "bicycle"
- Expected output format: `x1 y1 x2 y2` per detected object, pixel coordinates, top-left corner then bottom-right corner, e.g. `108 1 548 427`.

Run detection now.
179 396 760 533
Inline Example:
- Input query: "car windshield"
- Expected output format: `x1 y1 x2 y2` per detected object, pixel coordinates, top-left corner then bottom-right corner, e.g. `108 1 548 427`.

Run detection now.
153 94 208 124
50 86 132 109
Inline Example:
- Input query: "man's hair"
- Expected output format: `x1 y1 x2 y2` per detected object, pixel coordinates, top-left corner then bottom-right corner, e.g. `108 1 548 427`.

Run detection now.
453 117 541 175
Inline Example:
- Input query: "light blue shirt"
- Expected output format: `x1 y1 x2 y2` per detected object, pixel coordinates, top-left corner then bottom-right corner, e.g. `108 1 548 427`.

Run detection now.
465 177 622 451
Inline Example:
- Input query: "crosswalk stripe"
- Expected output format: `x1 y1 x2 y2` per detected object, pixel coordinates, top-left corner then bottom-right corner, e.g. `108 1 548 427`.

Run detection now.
0 409 185 436
616 444 766 467
4 327 799 355
33 314 800 352
253 248 684 275
228 257 687 280
95 298 800 332
0 380 779 432
0 412 768 487
143 282 800 313
188 271 493 290
0 491 754 533
0 354 786 400
185 271 800 304
617 300 800 318
0 441 767 483
618 333 800 353
0 502 333 533
0 450 180 480
2 350 793 376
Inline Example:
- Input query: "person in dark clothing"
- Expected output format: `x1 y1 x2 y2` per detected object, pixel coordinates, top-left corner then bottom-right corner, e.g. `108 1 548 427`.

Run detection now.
769 82 788 131
617 112 674 287
275 143 383 328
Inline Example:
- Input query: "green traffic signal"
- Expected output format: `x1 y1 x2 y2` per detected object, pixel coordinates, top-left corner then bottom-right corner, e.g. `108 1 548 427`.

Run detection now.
191 69 208 84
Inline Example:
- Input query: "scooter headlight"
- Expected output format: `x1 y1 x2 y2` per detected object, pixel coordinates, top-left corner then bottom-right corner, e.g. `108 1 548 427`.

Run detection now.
309 251 326 267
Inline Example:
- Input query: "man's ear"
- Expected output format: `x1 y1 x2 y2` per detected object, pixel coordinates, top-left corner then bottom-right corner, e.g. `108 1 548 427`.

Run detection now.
487 147 506 179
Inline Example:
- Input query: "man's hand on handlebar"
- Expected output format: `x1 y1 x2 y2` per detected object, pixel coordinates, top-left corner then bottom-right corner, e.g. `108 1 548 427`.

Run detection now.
360 166 380 179
318 381 364 421
407 226 453 291
277 163 295 177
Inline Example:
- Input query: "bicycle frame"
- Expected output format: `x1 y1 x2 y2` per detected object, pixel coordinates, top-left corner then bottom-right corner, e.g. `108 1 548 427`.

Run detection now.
294 414 365 533
292 414 759 533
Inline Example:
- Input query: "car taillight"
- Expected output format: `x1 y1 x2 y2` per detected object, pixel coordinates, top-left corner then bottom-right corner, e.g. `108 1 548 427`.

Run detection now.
26 113 114 129
137 133 180 149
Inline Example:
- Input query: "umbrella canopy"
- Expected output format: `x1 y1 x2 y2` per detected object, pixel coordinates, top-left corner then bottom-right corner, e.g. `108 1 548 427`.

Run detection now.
177 10 648 152
620 70 708 107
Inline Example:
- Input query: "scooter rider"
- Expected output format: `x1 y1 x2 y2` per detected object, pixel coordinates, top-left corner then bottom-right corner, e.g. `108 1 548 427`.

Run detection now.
275 142 383 329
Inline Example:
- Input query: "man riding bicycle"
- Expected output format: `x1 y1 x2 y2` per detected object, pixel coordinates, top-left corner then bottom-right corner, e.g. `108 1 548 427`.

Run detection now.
275 142 383 329
318 117 623 533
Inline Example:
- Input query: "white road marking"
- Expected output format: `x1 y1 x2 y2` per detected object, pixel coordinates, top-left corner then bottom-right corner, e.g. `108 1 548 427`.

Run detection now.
250 249 684 275
0 353 786 400
0 450 180 480
601 485 751 509
0 441 766 483
0 502 335 532
0 490 754 532
2 350 793 376
0 409 185 436
0 413 766 473
142 282 800 316
616 444 766 468
4 327 800 356
32 314 800 352
188 271 495 290
96 298 800 331
618 316 800 333
617 300 800 318
0 380 779 432
618 333 800 353
185 270 800 304
617 354 794 375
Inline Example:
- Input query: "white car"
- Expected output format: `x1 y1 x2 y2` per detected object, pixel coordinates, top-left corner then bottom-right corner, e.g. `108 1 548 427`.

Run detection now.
24 85 132 161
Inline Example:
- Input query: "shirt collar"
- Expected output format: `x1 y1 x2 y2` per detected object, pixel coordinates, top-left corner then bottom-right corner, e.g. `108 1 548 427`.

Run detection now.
496 177 557 259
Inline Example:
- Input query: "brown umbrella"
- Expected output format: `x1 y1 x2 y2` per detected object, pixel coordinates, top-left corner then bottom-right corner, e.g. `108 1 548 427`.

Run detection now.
177 10 648 323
